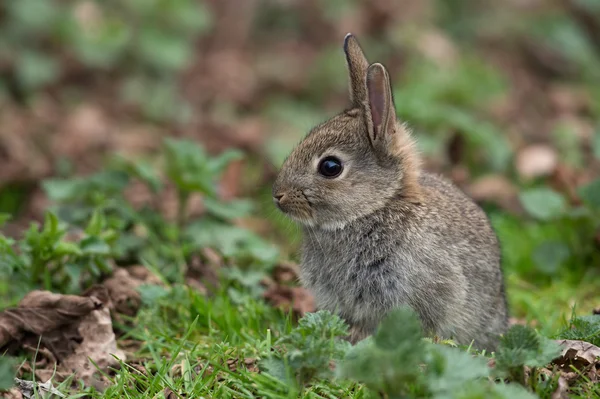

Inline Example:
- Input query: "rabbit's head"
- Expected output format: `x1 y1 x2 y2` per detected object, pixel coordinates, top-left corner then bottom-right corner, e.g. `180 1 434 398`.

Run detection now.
273 34 422 230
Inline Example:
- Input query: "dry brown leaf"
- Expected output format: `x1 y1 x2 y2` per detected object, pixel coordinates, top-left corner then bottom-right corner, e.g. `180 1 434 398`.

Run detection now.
186 248 222 294
548 84 590 116
1 288 125 387
14 378 66 398
515 144 558 180
263 286 316 317
0 291 102 347
163 387 178 399
554 339 600 371
467 175 521 213
102 267 163 317
272 262 300 284
1 388 24 399
416 29 458 67
60 297 125 386
551 376 569 399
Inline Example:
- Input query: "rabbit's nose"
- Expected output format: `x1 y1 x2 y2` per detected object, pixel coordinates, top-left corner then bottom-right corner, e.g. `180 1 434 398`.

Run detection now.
273 193 286 207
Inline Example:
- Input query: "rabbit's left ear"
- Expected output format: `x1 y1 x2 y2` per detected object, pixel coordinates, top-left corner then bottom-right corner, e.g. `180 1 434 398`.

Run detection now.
365 63 396 145
344 33 369 106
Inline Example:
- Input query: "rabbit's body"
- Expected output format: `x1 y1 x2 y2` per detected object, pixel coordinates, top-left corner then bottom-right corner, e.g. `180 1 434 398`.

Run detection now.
273 34 508 350
301 171 507 350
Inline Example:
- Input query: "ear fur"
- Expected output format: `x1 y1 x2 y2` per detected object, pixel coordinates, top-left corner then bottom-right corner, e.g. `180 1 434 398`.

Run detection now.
343 33 369 106
366 63 395 143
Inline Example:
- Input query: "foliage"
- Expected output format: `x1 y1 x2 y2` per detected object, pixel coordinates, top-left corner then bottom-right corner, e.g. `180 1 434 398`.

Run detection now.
0 0 212 120
557 315 600 347
338 307 540 399
494 325 562 386
262 311 350 387
0 210 116 298
0 139 275 302
0 356 17 390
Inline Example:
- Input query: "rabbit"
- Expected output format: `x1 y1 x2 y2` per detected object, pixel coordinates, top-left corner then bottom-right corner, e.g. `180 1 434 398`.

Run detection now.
272 33 508 351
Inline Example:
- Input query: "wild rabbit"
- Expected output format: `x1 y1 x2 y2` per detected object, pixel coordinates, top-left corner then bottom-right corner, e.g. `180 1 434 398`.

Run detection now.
272 34 508 351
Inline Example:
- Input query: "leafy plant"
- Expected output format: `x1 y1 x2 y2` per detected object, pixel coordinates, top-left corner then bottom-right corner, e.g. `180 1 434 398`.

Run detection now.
1 0 213 120
40 139 276 284
0 210 116 298
556 315 600 346
0 356 17 390
339 307 539 399
262 310 350 387
494 325 561 387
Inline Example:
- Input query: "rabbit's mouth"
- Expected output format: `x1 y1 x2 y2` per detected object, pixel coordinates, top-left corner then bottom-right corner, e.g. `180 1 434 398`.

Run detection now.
273 191 315 225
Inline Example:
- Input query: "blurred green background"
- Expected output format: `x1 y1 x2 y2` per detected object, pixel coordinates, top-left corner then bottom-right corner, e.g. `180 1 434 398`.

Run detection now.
1 0 600 332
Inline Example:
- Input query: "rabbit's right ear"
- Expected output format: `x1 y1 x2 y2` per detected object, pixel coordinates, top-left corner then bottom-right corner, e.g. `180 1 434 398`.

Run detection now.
344 33 369 106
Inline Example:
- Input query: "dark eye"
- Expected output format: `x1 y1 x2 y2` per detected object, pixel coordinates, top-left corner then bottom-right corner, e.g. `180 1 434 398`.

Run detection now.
318 156 343 178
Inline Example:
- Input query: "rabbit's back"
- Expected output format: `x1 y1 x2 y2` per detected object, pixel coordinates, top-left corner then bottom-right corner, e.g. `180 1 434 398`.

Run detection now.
300 172 508 350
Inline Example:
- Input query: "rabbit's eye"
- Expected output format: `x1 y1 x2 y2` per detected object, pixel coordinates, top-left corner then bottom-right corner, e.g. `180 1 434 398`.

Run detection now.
318 156 343 178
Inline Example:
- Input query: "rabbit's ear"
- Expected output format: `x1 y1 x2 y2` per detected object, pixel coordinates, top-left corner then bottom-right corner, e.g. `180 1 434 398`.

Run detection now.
366 63 396 145
344 33 369 106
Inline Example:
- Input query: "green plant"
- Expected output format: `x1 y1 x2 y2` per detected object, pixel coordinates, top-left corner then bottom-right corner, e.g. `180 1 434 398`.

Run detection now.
339 308 541 399
1 0 212 120
262 311 350 387
0 210 116 299
40 139 277 284
494 325 561 387
557 314 600 346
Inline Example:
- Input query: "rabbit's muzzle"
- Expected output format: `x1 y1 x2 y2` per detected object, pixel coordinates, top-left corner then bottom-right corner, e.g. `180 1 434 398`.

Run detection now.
272 188 314 223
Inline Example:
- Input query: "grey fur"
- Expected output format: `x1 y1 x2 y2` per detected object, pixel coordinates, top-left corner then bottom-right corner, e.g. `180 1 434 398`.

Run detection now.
272 34 508 351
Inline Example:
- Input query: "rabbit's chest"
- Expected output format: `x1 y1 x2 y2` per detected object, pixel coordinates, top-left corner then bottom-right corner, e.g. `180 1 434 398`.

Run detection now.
300 226 412 325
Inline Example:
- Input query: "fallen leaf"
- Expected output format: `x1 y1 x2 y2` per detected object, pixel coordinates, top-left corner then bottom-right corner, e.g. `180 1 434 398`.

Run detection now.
553 339 600 371
61 289 126 386
416 29 458 67
548 84 590 116
515 144 558 180
1 388 23 399
467 174 521 212
0 288 125 388
13 378 65 399
551 376 569 399
0 291 102 347
225 357 259 373
263 286 316 317
102 266 161 317
163 387 178 399
272 262 300 284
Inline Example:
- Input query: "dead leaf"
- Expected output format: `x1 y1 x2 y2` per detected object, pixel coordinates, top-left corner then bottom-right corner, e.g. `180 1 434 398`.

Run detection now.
551 376 569 399
416 29 458 67
548 84 590 116
0 288 124 388
515 144 558 180
186 249 222 294
163 387 178 399
225 357 259 373
1 388 23 399
102 266 161 317
263 286 316 317
272 262 300 284
467 175 521 213
60 294 125 386
0 291 102 347
13 378 65 398
553 339 600 371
